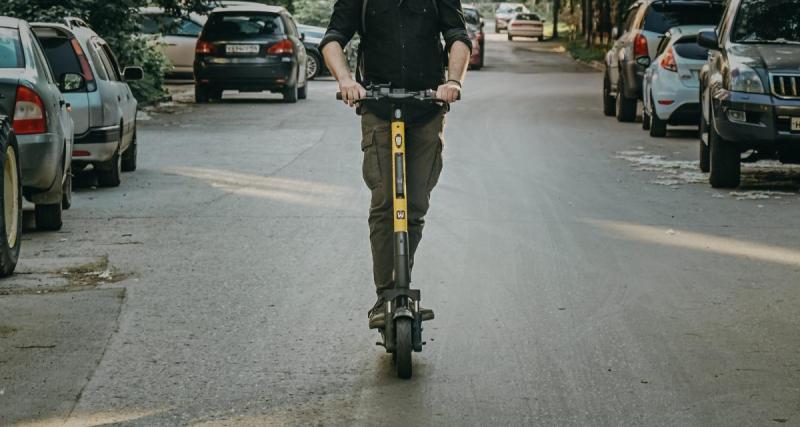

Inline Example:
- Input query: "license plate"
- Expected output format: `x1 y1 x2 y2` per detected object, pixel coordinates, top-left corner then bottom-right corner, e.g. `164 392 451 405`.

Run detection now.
226 44 259 54
792 117 800 132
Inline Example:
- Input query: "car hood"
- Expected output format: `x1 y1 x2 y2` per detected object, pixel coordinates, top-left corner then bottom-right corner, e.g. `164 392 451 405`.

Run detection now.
729 43 800 72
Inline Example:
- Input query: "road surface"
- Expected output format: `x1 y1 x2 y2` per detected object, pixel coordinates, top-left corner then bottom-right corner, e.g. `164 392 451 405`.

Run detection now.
2 32 799 426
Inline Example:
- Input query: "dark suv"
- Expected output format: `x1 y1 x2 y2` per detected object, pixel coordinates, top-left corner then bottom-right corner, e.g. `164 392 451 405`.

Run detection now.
604 0 724 122
698 0 800 188
193 4 308 103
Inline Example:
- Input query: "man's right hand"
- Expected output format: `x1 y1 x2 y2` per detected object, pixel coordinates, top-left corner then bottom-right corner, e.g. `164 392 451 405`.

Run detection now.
339 78 366 107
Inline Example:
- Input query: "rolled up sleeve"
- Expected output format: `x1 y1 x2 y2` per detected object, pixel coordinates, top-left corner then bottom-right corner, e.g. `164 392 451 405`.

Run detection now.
438 0 472 54
319 0 360 51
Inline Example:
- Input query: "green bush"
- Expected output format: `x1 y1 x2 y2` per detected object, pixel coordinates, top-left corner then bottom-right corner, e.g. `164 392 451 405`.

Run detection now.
0 0 168 104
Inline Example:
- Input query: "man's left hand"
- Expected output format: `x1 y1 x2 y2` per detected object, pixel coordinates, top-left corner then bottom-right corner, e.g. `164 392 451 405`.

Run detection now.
436 81 461 103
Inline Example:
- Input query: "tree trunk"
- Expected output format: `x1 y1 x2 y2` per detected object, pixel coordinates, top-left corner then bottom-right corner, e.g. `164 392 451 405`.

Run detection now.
552 0 561 39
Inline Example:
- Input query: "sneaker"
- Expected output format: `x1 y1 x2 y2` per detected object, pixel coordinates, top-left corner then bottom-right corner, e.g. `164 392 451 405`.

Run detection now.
368 297 386 329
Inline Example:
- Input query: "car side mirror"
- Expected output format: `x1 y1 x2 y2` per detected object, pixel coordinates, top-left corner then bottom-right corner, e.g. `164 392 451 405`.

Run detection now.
698 30 719 50
611 27 619 40
123 66 144 81
59 72 85 92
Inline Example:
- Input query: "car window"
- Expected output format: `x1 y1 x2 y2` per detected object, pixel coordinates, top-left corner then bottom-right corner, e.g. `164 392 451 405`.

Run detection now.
643 3 725 34
204 13 286 40
99 43 122 81
656 34 672 56
516 14 541 21
0 27 24 68
38 35 83 82
85 40 108 80
673 36 709 60
29 33 55 84
284 16 298 37
731 0 800 43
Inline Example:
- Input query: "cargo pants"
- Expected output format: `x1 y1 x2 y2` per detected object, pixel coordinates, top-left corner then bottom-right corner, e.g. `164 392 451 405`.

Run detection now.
360 110 445 293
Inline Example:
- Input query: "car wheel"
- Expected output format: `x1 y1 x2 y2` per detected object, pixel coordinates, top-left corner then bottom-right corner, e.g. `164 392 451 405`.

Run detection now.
0 118 21 277
97 144 122 188
195 84 209 103
283 83 298 103
479 43 485 68
298 80 308 100
538 35 544 41
642 109 651 130
615 73 637 123
122 126 137 172
699 107 710 173
507 34 513 41
62 165 72 210
495 22 500 33
708 109 741 188
209 87 223 102
649 95 667 137
602 72 615 117
306 52 321 80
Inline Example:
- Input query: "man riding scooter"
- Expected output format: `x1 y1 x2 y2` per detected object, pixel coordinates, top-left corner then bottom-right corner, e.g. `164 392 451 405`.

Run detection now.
320 0 471 325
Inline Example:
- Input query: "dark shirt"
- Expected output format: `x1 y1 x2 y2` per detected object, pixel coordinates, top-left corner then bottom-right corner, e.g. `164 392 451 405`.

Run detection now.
320 0 471 123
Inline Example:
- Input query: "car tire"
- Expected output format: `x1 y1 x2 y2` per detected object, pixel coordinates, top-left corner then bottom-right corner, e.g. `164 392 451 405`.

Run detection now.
709 109 741 188
0 117 22 277
538 35 544 41
122 126 137 172
298 81 308 100
479 43 485 68
615 73 637 123
602 72 615 117
62 165 72 210
495 22 500 33
195 84 209 103
97 145 122 188
283 83 298 103
642 109 651 130
649 96 667 137
209 87 223 102
34 203 62 231
507 34 513 41
306 52 321 80
699 109 710 173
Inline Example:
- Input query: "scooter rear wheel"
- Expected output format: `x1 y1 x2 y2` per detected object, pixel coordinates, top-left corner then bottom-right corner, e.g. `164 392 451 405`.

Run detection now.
395 318 413 379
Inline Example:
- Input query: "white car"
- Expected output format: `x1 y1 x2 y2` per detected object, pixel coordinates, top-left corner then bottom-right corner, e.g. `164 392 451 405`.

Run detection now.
494 3 528 32
138 7 207 76
642 26 711 137
506 13 544 41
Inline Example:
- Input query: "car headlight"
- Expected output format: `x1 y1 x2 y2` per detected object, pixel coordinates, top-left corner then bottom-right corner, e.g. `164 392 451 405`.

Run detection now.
730 64 765 94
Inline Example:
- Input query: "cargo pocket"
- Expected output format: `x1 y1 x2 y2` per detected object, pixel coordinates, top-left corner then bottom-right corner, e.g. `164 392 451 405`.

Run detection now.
361 129 382 191
426 143 443 192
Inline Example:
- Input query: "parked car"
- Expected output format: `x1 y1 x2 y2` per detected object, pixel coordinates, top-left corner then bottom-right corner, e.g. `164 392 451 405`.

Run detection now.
1 17 77 236
138 7 207 77
32 19 143 189
193 4 309 103
698 0 800 188
507 13 545 41
642 26 711 137
463 5 485 69
296 23 327 80
603 0 724 122
494 3 529 33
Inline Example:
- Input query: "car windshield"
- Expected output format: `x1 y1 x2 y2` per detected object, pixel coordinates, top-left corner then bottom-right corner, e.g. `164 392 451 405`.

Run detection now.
731 0 800 44
0 28 23 68
515 14 541 21
498 4 525 13
464 9 480 25
643 3 724 34
37 35 84 81
204 13 285 40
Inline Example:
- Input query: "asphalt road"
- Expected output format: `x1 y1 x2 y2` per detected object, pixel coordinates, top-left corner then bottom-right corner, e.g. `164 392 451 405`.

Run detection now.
2 32 800 426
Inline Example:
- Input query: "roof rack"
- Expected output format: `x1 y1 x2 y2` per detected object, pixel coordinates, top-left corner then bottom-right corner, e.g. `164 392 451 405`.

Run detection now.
63 17 91 30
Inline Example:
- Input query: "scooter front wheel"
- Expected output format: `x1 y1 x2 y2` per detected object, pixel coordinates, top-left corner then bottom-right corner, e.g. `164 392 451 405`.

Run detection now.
395 318 413 379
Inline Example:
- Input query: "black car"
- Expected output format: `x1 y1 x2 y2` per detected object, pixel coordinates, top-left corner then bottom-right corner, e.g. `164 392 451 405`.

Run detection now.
604 0 724 122
193 4 308 103
698 0 800 188
296 24 327 80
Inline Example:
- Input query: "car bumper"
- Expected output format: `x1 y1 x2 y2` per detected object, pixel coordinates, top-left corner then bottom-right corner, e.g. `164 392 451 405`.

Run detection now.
72 125 120 164
713 90 800 153
17 132 61 192
653 86 701 125
508 28 543 37
194 58 296 90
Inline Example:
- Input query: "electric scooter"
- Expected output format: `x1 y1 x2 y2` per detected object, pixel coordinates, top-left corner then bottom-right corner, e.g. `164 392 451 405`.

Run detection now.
337 84 451 379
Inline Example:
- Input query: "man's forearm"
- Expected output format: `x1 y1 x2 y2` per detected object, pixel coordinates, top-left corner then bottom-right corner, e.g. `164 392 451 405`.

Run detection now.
447 40 470 84
322 43 353 83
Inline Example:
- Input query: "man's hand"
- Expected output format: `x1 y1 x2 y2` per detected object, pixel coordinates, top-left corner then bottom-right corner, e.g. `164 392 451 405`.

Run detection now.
339 78 366 107
436 81 461 103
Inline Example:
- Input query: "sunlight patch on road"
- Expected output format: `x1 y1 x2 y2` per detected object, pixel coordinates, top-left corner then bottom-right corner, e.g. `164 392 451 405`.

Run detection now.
166 166 354 209
13 408 167 427
588 219 800 268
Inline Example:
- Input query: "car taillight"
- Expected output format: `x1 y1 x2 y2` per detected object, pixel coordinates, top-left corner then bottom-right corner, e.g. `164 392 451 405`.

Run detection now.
196 40 214 54
634 33 649 58
70 38 94 83
267 39 293 55
13 86 46 135
660 48 677 72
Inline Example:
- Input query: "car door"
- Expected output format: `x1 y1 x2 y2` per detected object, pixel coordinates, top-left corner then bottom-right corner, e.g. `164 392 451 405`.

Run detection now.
285 15 306 87
609 5 639 89
98 41 136 151
85 36 121 132
162 17 203 72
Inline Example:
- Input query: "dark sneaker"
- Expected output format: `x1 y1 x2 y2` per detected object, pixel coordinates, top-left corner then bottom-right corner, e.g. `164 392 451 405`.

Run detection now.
368 297 386 329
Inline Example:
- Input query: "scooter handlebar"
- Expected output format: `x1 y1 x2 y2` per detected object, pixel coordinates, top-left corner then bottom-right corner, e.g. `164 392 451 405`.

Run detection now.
335 89 460 103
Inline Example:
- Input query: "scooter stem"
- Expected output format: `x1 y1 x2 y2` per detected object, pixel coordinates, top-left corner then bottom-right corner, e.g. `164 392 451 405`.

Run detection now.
391 105 411 291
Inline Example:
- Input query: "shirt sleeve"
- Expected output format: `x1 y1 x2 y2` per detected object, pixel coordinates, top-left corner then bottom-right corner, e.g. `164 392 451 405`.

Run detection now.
438 0 472 54
319 0 360 51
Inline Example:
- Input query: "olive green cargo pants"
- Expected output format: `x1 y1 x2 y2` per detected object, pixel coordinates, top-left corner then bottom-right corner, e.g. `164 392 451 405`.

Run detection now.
360 110 445 292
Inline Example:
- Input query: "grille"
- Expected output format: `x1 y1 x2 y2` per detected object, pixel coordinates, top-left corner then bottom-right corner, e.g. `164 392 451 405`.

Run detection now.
771 74 800 99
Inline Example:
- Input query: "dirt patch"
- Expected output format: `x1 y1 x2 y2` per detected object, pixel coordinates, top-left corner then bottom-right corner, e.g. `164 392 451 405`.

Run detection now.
0 256 129 296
